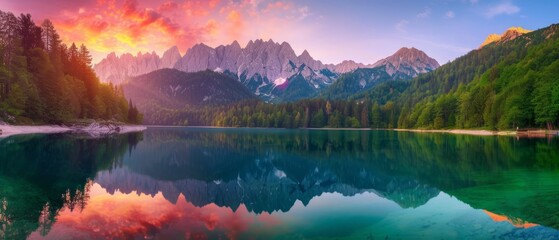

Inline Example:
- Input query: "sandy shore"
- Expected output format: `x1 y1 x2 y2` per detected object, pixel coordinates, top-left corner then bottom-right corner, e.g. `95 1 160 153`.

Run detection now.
394 129 517 136
0 124 147 138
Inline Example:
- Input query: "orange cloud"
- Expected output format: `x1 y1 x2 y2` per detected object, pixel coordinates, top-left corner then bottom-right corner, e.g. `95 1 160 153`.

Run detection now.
226 10 245 40
37 0 307 63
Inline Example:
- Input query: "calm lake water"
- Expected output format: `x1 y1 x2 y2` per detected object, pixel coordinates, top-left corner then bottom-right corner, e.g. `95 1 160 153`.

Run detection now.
1 127 559 239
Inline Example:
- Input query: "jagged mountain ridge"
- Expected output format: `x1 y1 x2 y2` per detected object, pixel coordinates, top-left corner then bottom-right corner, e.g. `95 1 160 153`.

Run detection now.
94 46 181 85
173 39 338 102
94 40 440 102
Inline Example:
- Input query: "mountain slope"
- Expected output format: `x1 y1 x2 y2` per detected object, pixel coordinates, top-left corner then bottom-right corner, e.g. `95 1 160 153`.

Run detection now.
321 47 439 100
393 24 559 129
123 69 256 124
321 67 393 99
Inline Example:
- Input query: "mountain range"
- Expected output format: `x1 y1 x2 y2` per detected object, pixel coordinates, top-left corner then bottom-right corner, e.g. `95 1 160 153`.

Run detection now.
94 40 439 102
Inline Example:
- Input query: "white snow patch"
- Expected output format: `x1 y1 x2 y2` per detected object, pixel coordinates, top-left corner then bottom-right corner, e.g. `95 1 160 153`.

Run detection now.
203 96 210 101
274 77 287 85
255 82 268 95
274 169 287 179
359 79 366 88
169 85 181 96
214 67 223 73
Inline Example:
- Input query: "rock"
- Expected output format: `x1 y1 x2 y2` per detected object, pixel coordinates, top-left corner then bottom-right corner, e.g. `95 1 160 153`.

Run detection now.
160 46 181 69
371 47 440 78
93 46 182 84
479 27 532 48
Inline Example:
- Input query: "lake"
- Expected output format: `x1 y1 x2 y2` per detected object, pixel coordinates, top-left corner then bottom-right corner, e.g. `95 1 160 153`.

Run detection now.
1 127 559 239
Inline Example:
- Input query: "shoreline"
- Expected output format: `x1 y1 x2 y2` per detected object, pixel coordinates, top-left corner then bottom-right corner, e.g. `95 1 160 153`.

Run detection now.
7 124 551 138
394 128 506 136
0 124 147 138
394 128 559 137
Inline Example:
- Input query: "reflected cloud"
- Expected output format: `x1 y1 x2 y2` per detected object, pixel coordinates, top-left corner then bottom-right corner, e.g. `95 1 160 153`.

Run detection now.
484 210 538 229
29 184 281 239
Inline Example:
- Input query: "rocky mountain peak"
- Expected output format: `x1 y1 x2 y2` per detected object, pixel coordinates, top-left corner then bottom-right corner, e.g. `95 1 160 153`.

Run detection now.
300 49 311 58
161 46 181 69
501 27 531 41
479 26 532 48
230 40 241 49
298 49 324 70
372 47 440 77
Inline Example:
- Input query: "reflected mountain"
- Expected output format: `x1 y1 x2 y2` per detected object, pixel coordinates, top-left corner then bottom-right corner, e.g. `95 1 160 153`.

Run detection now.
96 128 559 230
96 129 440 213
3 128 559 239
0 132 143 239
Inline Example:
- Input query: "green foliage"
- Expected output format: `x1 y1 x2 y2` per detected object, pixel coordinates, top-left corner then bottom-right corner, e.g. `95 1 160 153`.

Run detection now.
141 98 396 129
321 67 393 100
0 11 141 124
378 23 559 130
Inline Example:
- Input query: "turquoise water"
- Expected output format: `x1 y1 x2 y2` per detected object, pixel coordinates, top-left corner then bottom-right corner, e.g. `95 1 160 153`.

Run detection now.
1 127 559 239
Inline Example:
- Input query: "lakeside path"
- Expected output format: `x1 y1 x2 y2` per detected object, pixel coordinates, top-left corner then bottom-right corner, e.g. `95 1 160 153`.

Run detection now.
0 124 147 138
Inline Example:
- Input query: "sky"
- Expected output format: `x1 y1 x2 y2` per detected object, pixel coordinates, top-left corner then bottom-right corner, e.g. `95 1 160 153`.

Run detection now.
2 0 559 65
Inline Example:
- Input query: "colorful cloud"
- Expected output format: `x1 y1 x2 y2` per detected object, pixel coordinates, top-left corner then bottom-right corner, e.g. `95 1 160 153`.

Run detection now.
3 0 309 64
28 183 282 239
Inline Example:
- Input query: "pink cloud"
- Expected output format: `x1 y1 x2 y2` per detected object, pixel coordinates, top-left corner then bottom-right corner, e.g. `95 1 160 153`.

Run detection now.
27 184 282 239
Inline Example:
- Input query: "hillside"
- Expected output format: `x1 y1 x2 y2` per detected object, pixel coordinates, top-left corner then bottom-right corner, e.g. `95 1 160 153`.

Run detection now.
394 24 559 130
321 67 393 99
122 69 256 124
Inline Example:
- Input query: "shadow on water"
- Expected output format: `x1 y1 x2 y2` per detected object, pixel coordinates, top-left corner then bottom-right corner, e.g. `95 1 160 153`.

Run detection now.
0 132 143 239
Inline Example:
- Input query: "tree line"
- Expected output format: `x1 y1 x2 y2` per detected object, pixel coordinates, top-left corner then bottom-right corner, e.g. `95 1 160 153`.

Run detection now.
0 11 142 124
144 99 398 129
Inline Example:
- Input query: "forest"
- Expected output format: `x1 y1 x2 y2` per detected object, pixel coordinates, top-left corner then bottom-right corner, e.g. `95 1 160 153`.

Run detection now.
395 24 559 130
0 11 142 124
141 98 397 129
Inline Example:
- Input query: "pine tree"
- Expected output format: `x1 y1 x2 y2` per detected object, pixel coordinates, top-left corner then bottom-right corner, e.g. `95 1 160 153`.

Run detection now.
40 19 60 53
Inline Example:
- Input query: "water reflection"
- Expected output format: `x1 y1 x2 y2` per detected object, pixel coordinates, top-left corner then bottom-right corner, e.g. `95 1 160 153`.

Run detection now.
0 132 142 239
1 128 559 239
